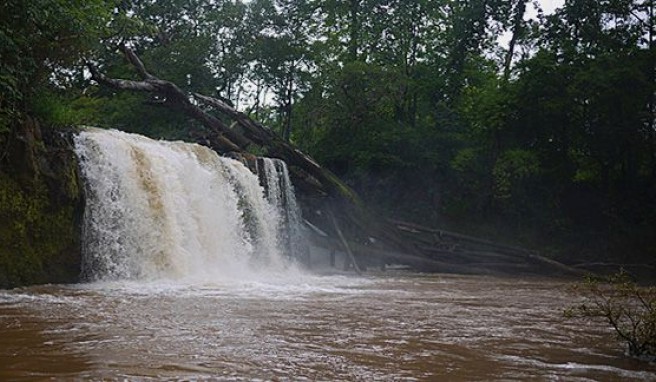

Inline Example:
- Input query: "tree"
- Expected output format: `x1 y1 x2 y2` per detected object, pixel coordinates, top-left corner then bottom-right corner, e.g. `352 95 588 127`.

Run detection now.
248 0 315 141
1 0 648 269
0 0 114 130
503 0 529 80
566 271 656 359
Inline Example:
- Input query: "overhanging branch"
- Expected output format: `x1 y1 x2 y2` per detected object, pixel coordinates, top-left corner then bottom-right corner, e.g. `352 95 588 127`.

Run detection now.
119 43 156 81
88 49 247 152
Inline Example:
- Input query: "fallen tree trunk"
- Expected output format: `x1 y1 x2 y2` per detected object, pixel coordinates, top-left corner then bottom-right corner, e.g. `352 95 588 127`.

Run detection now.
390 218 536 257
329 210 362 275
89 47 246 153
90 45 359 204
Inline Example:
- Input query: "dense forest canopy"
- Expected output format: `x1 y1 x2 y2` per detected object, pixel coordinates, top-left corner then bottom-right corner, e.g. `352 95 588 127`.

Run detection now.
1 0 655 264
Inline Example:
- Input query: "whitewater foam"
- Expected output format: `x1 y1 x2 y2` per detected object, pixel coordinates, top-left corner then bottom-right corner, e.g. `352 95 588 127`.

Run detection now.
74 128 305 283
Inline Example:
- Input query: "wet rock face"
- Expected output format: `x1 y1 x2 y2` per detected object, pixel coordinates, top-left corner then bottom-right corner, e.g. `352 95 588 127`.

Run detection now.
0 119 83 289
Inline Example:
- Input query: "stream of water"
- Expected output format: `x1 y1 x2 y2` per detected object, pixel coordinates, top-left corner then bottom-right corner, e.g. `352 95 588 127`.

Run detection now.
1 274 655 381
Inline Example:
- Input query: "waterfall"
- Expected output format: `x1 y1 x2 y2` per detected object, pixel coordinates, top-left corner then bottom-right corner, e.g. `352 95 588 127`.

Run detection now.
257 158 306 260
74 128 303 282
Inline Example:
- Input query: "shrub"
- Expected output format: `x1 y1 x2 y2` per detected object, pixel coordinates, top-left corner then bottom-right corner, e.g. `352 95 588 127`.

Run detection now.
565 271 656 360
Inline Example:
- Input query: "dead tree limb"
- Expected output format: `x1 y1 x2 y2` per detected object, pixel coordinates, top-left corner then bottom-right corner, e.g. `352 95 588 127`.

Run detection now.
329 209 362 275
119 43 155 81
91 45 359 205
89 49 247 153
192 92 357 202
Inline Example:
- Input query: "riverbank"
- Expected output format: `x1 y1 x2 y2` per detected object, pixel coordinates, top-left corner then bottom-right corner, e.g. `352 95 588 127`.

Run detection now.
0 120 83 288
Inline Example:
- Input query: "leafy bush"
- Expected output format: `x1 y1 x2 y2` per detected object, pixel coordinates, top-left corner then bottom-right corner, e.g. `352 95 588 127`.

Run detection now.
565 271 656 360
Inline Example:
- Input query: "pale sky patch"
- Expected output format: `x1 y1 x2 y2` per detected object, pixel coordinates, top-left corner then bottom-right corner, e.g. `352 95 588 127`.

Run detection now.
498 0 565 48
538 0 565 15
526 0 565 21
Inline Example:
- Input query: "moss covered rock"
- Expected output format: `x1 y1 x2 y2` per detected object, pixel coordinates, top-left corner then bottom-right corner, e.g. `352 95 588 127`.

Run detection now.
0 118 83 289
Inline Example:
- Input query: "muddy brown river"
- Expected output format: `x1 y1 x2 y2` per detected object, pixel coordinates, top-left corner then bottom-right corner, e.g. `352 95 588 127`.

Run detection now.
1 273 654 381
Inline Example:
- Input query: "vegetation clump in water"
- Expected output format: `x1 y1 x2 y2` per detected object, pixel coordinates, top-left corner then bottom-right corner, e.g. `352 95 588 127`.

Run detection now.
566 271 656 360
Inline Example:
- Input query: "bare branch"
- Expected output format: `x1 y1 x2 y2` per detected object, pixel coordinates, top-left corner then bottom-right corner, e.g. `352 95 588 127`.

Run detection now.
88 56 245 153
119 43 156 81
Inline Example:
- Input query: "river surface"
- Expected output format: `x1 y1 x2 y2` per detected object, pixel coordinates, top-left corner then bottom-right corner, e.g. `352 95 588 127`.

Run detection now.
1 273 654 381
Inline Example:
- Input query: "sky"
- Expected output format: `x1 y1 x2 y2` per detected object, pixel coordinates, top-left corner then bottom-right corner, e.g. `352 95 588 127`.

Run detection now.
538 0 565 15
497 0 564 47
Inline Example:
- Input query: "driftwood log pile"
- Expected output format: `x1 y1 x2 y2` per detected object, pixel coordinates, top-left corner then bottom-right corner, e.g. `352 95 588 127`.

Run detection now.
90 45 582 277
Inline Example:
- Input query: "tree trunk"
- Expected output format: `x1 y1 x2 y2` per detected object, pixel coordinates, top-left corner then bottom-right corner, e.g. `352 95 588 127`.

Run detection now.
503 0 528 81
282 73 294 142
349 0 360 62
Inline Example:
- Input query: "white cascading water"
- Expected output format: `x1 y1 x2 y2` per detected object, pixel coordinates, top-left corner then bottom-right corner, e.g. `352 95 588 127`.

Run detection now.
258 158 305 259
74 128 303 282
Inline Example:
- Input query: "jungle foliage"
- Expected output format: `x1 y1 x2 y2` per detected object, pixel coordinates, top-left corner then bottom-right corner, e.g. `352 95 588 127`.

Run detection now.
1 0 655 265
